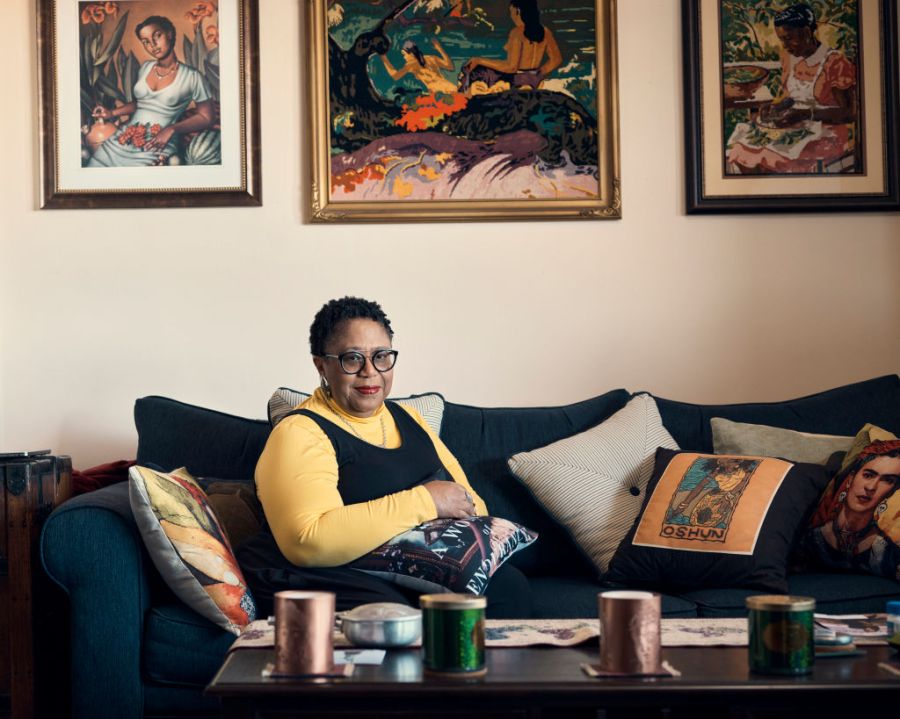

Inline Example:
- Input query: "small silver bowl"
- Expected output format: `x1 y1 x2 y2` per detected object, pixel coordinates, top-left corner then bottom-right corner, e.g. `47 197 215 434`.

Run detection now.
340 602 422 648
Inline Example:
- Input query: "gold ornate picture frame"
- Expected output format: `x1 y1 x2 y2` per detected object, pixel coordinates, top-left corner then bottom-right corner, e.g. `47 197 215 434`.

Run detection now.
307 0 621 222
38 0 261 209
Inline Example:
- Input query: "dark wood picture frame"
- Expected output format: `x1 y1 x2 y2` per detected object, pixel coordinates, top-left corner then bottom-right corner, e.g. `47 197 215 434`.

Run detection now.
37 0 261 209
683 0 900 214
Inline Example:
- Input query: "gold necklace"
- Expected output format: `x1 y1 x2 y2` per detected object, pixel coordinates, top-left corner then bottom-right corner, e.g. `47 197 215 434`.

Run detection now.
154 62 178 78
324 397 387 448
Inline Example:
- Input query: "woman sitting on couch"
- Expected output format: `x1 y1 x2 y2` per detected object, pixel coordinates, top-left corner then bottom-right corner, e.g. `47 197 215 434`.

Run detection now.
236 296 532 617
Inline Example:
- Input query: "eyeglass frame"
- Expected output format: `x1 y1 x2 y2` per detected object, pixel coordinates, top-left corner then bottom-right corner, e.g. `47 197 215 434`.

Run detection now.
319 349 399 375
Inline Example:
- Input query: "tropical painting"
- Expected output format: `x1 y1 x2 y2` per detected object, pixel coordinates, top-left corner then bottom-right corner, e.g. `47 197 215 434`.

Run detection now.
311 0 620 221
78 1 222 168
720 1 862 175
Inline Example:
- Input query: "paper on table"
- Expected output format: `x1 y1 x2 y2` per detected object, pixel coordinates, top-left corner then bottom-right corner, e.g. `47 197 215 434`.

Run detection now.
814 613 888 645
335 649 386 665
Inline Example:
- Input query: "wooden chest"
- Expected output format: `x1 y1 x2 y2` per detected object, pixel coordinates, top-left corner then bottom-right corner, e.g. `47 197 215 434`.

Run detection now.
0 453 72 719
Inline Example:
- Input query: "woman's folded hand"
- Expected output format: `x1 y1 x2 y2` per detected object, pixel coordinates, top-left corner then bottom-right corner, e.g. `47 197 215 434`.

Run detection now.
423 479 476 519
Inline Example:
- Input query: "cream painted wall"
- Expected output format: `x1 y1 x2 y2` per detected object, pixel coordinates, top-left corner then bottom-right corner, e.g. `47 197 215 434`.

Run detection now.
2 0 899 468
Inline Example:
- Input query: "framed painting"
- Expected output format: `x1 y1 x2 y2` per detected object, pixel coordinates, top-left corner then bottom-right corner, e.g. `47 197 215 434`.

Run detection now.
683 0 900 213
306 0 621 222
37 0 261 208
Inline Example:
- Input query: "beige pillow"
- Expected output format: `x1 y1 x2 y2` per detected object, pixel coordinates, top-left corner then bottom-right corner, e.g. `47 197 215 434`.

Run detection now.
711 417 853 465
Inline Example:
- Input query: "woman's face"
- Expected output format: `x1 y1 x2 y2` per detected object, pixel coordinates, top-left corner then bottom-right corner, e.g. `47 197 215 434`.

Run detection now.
313 318 394 418
844 455 900 515
138 23 174 61
775 25 816 57
509 5 523 26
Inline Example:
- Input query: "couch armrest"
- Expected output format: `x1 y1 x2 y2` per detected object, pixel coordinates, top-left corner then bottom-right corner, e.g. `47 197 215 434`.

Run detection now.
40 483 150 719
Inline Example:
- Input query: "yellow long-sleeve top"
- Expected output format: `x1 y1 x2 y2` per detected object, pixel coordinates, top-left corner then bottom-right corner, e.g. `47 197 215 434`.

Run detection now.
255 388 487 568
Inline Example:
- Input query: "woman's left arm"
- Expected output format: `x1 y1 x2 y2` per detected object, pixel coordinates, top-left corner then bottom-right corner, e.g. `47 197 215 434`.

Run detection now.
540 29 562 76
432 38 454 71
811 54 857 124
402 407 488 515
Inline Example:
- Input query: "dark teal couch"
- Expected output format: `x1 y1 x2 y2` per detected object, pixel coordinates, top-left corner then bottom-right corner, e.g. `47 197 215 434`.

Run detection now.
40 375 900 718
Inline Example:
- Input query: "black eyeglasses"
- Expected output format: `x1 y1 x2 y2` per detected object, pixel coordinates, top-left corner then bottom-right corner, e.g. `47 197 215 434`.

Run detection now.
321 349 399 375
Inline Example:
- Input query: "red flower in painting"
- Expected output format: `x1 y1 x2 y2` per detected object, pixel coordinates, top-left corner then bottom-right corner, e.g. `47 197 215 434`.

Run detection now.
185 1 218 25
81 2 119 24
205 25 219 47
396 93 468 132
118 123 161 150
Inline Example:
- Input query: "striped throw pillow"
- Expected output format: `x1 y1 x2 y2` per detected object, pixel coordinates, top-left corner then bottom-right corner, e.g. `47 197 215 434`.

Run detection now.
507 393 678 574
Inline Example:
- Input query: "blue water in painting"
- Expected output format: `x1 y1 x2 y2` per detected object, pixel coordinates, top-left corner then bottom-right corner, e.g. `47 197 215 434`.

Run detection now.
329 1 598 112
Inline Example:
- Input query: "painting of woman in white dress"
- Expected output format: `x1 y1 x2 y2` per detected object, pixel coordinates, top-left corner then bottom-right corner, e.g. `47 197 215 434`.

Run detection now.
79 2 221 167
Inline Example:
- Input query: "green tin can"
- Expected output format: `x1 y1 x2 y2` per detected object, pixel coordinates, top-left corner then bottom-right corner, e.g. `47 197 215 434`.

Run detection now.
746 595 815 675
420 594 487 677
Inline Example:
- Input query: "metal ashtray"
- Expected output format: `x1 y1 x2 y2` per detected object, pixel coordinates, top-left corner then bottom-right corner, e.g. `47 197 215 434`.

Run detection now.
340 602 422 648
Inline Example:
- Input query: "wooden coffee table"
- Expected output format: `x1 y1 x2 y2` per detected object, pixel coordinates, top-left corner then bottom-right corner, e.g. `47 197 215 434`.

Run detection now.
207 644 900 719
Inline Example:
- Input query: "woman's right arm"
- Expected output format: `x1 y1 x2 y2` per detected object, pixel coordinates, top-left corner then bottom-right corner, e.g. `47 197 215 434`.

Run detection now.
256 418 439 567
93 101 137 121
380 55 410 81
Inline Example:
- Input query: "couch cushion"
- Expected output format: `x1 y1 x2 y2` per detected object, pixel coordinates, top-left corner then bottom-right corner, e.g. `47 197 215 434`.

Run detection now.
529 576 697 618
680 573 900 617
439 390 632 576
801 433 900 582
605 449 832 593
711 418 854 465
653 375 900 453
349 516 538 594
129 466 256 635
144 603 234 686
508 394 678 574
135 396 271 479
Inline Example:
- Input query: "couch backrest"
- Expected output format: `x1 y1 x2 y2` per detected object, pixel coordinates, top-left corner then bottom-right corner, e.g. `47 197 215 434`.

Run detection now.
439 389 632 577
651 374 900 453
135 396 270 479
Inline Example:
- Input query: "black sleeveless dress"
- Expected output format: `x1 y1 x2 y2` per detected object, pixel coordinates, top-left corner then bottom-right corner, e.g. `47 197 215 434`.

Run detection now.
235 402 531 617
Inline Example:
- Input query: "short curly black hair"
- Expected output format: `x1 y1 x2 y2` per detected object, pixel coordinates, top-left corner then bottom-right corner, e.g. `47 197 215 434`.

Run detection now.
774 4 817 30
309 297 394 356
135 15 177 45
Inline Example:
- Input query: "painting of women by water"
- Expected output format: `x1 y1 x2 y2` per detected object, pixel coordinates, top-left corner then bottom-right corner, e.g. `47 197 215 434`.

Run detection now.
308 0 621 221
38 0 261 208
682 0 899 213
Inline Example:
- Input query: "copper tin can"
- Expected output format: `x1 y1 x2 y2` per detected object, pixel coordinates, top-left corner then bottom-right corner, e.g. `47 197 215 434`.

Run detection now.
746 595 815 675
598 590 661 674
420 594 486 677
274 590 336 676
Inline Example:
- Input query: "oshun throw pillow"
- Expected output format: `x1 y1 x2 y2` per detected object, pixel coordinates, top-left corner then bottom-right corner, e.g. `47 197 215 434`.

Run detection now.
605 448 832 593
129 466 256 635
507 393 678 573
268 387 445 435
348 516 538 594
802 431 900 582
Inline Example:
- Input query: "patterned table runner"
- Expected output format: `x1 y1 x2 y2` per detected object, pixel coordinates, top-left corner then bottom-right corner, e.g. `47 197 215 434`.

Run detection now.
230 617 750 651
